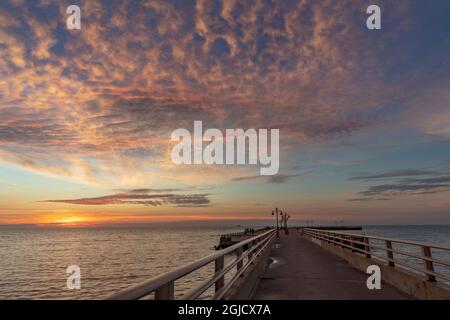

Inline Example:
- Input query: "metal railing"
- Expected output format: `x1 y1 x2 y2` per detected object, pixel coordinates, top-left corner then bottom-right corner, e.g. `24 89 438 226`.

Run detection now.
304 228 450 283
220 227 268 238
106 228 276 300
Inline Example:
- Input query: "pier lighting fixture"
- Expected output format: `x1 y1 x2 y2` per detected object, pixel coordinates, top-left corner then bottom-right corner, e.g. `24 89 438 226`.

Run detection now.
272 208 283 236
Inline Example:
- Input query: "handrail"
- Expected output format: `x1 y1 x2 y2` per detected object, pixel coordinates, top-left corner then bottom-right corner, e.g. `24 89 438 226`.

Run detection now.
106 228 276 300
306 228 450 250
220 227 268 238
304 228 450 283
183 231 276 300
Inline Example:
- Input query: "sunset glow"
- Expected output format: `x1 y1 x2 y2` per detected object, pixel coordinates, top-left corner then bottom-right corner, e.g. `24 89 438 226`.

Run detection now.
1 1 450 226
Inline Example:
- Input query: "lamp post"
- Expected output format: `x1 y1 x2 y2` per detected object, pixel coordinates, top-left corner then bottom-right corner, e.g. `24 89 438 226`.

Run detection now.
272 208 282 236
282 212 290 235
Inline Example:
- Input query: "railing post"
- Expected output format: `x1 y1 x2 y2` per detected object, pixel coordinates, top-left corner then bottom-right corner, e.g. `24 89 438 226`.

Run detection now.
385 240 394 266
248 240 255 264
422 246 436 282
215 256 225 292
349 235 355 252
155 281 175 300
364 237 371 258
236 247 243 271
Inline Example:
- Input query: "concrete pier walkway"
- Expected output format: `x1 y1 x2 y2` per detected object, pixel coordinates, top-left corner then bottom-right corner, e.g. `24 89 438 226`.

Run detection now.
252 231 410 300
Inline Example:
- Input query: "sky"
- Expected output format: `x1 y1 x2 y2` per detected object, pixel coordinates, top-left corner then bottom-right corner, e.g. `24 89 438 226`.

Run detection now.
1 0 450 226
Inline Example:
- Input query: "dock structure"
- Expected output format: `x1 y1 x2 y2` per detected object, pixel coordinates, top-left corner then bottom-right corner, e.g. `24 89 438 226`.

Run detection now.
297 226 363 231
215 227 272 250
106 227 450 300
215 226 362 250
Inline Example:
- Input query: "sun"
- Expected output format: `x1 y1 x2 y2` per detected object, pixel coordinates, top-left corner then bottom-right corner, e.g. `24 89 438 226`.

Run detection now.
45 215 90 227
57 216 84 224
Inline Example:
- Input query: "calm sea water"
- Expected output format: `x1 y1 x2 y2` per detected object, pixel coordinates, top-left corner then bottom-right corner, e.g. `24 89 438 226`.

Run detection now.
0 225 448 299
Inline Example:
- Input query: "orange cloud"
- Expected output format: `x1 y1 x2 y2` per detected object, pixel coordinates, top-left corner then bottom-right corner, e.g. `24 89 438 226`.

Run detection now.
0 0 430 192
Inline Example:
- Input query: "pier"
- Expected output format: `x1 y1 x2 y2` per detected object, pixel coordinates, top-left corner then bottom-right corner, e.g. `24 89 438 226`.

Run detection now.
252 231 408 299
215 227 270 250
106 227 450 300
214 226 362 250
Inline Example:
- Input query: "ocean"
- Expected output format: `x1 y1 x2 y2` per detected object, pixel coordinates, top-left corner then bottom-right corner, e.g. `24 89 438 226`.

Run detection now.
0 224 448 299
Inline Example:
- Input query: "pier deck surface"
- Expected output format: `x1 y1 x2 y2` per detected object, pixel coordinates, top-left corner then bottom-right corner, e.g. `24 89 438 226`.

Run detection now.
252 231 410 300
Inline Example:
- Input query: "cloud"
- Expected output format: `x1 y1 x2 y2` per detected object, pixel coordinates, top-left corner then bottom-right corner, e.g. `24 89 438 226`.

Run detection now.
348 197 391 202
358 183 449 197
43 190 211 207
350 169 440 181
114 188 187 194
319 159 368 166
231 173 303 184
399 176 450 184
350 172 450 201
0 0 432 188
